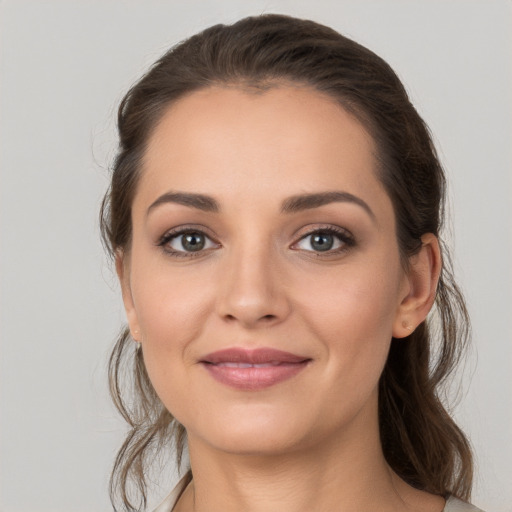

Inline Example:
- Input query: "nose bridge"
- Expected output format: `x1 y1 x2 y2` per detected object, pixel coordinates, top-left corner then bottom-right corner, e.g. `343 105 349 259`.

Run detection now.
216 233 289 327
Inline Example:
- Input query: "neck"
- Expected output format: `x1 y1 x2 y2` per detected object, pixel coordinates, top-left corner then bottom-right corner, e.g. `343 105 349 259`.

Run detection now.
174 396 444 512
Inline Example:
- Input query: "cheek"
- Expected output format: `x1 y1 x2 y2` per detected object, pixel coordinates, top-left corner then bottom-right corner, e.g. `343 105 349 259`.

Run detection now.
131 278 215 425
292 259 402 378
132 257 213 339
297 256 401 331
129 260 215 395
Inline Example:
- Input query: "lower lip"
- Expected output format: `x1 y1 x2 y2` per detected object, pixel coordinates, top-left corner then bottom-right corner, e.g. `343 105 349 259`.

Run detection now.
201 362 309 390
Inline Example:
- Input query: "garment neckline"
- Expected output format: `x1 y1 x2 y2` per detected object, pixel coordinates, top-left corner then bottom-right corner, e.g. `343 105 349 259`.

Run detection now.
156 477 474 512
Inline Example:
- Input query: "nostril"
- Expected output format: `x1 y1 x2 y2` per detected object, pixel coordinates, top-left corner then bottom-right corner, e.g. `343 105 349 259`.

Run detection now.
222 313 277 324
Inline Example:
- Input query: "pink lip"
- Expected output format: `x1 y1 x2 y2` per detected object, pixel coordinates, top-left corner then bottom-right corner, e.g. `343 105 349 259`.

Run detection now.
200 348 311 391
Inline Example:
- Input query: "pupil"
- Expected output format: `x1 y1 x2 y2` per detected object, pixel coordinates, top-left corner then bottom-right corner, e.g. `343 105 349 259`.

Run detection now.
182 233 205 251
311 233 333 251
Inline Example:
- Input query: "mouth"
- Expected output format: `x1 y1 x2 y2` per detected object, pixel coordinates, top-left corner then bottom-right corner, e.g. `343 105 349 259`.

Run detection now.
199 347 311 390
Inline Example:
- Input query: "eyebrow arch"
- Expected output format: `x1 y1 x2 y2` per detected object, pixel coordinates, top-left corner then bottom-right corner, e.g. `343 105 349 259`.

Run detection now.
147 191 220 215
281 191 376 220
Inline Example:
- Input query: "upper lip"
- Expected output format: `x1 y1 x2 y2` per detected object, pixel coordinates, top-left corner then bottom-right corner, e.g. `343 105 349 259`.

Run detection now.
200 347 310 365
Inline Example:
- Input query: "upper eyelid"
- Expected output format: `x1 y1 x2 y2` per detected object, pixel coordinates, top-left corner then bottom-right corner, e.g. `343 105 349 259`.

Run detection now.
158 224 218 243
292 224 354 239
290 225 355 251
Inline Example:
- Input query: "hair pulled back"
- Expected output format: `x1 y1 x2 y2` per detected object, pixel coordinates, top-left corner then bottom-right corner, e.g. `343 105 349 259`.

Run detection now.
101 14 472 511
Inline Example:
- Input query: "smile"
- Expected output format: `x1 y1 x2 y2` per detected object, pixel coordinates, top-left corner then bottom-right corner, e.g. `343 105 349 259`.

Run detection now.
200 348 311 390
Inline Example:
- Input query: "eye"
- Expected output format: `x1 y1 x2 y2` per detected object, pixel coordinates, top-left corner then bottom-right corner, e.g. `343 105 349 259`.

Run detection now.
292 227 354 254
159 228 219 256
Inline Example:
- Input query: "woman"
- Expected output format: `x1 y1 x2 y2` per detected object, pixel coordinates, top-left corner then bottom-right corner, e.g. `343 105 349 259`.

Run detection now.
101 14 484 512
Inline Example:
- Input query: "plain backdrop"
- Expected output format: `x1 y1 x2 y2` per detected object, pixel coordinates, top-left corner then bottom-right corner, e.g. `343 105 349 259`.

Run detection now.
0 1 511 511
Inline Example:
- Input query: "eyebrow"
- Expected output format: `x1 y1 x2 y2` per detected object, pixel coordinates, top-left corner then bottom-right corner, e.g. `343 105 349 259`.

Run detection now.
147 190 375 220
281 191 375 220
147 192 220 215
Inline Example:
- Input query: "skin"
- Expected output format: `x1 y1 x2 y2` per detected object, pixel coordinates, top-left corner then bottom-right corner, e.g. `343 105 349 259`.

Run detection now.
118 86 443 512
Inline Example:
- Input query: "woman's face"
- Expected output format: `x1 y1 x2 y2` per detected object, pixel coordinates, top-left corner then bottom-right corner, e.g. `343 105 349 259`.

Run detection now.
120 85 414 456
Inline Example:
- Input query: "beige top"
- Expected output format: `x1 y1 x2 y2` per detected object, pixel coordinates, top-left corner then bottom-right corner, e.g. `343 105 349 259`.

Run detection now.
153 477 485 512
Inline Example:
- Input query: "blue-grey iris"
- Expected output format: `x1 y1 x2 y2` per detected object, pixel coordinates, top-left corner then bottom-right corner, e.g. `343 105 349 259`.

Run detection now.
311 233 334 251
182 233 205 251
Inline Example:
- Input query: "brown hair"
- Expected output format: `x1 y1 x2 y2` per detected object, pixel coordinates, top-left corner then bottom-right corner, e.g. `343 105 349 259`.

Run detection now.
101 14 472 511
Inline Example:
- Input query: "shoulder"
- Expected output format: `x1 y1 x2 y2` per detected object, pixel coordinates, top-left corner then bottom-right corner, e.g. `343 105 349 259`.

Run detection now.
153 485 488 512
444 496 486 512
152 475 191 512
152 489 179 512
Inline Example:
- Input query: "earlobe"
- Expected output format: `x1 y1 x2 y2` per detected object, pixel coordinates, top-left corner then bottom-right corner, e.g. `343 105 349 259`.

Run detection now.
393 233 441 338
115 250 142 341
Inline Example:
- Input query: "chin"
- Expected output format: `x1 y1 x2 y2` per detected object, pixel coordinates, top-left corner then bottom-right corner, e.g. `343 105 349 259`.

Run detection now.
204 431 305 457
187 407 314 456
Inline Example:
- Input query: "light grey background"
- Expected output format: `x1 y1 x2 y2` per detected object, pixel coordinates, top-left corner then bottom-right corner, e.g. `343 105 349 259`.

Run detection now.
0 1 510 511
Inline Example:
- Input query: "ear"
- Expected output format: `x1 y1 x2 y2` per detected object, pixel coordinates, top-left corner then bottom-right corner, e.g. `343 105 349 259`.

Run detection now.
115 250 142 341
393 233 442 338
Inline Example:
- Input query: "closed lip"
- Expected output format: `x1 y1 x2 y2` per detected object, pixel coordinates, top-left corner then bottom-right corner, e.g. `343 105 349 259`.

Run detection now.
200 347 310 365
199 347 311 390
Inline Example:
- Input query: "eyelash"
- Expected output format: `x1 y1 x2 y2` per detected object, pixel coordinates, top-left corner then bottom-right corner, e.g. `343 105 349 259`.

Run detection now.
292 226 355 256
157 226 220 258
157 225 355 258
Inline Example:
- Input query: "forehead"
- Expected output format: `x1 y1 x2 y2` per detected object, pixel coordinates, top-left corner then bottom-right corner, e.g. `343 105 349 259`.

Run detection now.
137 85 390 217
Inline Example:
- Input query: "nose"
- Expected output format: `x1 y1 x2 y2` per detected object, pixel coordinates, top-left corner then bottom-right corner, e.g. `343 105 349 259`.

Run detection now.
216 244 291 329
